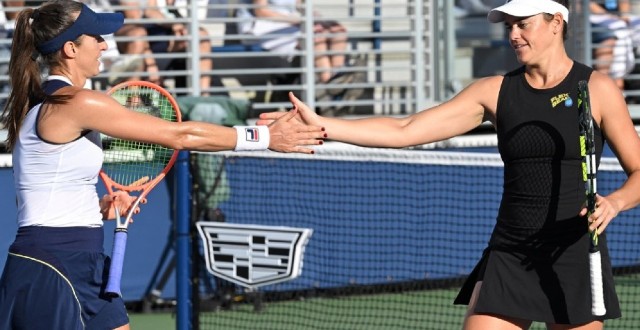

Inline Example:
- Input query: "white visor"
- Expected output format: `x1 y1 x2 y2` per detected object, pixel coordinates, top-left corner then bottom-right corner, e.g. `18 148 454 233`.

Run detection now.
487 0 569 23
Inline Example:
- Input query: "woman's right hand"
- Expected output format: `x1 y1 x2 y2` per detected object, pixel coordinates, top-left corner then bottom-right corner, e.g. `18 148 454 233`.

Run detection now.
257 92 322 127
168 23 188 52
265 103 326 154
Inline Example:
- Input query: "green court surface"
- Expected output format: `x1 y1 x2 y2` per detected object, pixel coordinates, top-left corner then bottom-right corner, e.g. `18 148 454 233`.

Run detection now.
129 312 176 330
129 274 639 330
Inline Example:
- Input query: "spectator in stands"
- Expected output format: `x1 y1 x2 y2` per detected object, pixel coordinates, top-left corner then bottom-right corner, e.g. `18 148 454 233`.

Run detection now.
112 0 213 93
589 1 636 90
0 1 325 328
455 0 492 17
259 1 640 329
589 1 640 101
236 0 348 84
0 1 20 104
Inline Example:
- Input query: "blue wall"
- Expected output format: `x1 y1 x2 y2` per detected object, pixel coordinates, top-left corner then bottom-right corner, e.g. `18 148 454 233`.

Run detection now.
201 153 640 293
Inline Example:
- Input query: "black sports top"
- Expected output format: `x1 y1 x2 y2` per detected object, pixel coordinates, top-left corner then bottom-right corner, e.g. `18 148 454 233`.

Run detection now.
491 62 604 247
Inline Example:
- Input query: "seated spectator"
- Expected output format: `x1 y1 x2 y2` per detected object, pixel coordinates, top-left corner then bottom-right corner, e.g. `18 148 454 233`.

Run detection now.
454 0 491 17
589 0 637 90
236 0 348 83
112 0 213 94
0 1 19 102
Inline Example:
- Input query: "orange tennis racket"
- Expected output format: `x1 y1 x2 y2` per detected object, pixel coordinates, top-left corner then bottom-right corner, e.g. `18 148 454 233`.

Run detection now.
101 81 181 297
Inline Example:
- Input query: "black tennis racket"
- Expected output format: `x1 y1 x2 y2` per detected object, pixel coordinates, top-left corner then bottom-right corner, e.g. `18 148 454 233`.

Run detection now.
577 80 606 316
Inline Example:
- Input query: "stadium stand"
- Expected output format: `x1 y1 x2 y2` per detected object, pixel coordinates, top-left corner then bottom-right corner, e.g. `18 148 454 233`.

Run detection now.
1 1 639 118
2 1 640 330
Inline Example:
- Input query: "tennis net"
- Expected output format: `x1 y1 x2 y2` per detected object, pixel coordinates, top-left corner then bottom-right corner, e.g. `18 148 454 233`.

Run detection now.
190 140 640 330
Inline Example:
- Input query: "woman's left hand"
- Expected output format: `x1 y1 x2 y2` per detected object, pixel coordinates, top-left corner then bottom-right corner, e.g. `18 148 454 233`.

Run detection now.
100 191 147 221
580 194 620 235
168 23 188 52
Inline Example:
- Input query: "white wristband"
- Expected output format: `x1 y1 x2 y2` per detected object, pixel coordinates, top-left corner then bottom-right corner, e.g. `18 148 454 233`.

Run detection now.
234 126 270 151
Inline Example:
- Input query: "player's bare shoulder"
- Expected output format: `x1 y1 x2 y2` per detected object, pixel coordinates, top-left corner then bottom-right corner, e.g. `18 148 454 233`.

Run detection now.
71 87 123 111
587 70 627 123
462 75 503 117
588 70 619 91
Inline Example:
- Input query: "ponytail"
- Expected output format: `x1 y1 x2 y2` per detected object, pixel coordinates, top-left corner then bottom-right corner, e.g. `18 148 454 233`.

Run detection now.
1 1 80 151
1 8 45 151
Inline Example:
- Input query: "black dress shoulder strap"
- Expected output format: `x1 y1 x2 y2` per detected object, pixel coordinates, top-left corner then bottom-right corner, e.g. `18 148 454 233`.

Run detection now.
42 79 71 95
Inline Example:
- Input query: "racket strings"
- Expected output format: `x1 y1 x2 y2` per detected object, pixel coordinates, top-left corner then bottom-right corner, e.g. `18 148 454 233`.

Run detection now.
103 84 178 188
111 85 178 122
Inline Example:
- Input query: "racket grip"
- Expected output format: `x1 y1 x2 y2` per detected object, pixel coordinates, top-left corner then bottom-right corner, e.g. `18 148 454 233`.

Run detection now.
589 251 607 316
106 230 128 298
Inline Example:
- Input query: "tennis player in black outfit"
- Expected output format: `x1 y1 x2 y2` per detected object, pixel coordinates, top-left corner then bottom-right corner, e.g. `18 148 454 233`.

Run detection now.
258 0 640 329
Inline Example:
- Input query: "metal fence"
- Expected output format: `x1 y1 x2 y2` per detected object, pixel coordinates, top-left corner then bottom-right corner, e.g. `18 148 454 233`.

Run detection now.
4 0 638 121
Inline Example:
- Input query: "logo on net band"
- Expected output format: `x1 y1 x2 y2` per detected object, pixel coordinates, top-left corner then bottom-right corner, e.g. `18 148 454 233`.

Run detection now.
245 128 260 142
196 222 313 289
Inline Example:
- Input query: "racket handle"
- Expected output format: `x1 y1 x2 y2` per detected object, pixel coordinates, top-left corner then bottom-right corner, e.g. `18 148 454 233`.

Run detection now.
589 250 607 316
106 230 128 298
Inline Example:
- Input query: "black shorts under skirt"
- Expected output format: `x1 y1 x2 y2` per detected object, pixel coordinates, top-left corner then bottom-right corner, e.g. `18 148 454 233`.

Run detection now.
454 230 621 325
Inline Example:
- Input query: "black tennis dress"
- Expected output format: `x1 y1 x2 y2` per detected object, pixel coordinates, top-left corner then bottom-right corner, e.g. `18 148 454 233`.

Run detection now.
454 62 621 324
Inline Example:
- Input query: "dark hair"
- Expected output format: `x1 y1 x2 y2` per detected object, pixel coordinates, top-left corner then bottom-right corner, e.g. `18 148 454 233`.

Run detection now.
543 0 570 40
1 0 82 151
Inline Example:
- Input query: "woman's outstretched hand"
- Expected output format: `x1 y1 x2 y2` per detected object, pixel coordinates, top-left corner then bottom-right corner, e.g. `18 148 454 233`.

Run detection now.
263 93 326 154
258 92 322 127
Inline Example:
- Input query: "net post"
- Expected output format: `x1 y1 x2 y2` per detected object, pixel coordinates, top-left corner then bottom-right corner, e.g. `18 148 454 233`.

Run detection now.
175 150 192 330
